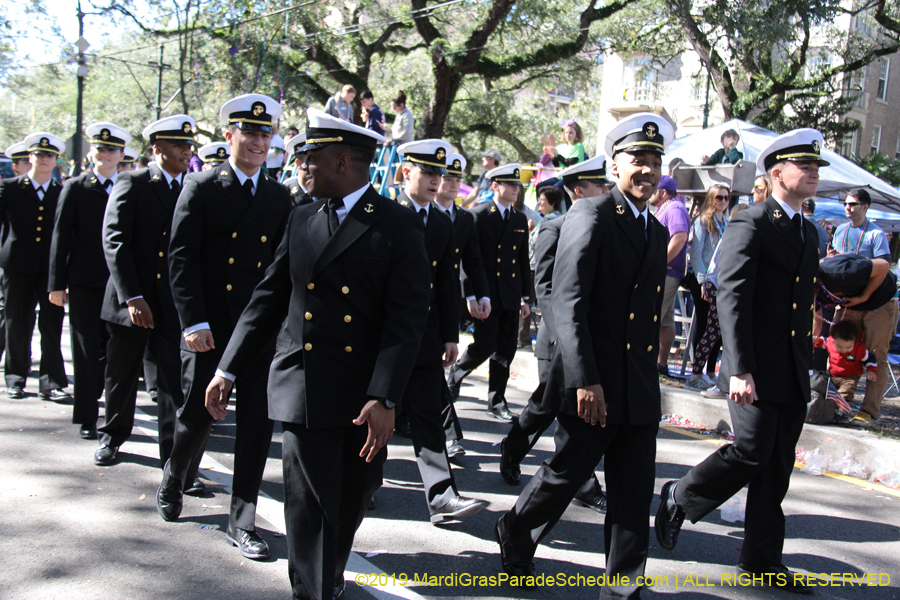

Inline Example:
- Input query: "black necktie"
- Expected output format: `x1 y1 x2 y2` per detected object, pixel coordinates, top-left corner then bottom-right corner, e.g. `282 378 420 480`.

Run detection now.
103 179 112 191
328 197 344 235
792 214 804 242
170 179 181 199
243 179 254 197
419 208 427 224
637 213 647 240
503 208 509 222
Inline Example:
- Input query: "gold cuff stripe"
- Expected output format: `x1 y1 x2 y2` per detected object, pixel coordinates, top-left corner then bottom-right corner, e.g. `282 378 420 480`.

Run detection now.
776 152 822 161
228 118 275 126
306 136 344 144
406 157 447 169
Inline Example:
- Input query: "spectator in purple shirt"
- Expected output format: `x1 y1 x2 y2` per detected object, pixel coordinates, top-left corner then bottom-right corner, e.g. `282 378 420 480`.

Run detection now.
652 175 690 376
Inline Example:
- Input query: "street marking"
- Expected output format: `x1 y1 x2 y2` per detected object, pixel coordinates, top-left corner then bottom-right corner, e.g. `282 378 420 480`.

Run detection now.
133 407 426 600
663 424 900 498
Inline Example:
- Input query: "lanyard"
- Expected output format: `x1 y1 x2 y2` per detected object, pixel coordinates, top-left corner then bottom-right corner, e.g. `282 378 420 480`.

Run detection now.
841 219 868 254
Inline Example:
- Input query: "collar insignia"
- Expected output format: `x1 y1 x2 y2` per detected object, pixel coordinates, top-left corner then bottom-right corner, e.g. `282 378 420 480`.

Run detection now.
616 204 625 215
23 178 30 185
291 186 299 194
220 170 228 177
773 209 783 219
151 174 160 181
364 203 374 213
90 177 98 183
490 206 497 213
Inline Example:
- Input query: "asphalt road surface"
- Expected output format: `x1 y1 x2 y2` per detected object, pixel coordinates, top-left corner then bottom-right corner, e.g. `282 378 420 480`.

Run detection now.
2 319 899 599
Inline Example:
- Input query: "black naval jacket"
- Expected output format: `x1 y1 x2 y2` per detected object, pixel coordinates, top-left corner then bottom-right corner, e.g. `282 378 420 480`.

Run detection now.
464 200 531 310
282 176 313 207
446 203 488 301
101 162 180 332
0 173 61 274
217 186 431 427
397 193 459 366
553 187 667 426
532 215 565 361
49 170 111 291
168 161 292 344
716 196 818 403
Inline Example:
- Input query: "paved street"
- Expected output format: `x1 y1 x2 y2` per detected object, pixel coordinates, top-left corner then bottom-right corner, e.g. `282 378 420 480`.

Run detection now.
2 318 900 599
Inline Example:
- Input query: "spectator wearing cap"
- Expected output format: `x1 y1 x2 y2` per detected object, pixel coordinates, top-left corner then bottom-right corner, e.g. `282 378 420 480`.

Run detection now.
50 123 133 439
463 149 501 207
0 132 69 402
447 163 532 424
160 94 293 563
95 115 196 469
801 198 829 259
831 188 899 425
652 174 690 377
204 106 428 600
702 129 743 165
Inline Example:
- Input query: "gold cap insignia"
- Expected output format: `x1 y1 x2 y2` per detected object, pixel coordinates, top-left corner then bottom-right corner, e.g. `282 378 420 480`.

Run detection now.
812 140 820 154
100 129 110 140
616 204 625 215
436 148 446 161
182 121 192 134
40 138 49 147
216 148 226 158
453 159 461 170
513 168 520 178
643 122 657 139
774 209 783 219
252 102 265 117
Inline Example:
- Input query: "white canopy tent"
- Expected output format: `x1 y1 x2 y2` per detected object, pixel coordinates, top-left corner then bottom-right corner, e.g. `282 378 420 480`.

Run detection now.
664 119 900 215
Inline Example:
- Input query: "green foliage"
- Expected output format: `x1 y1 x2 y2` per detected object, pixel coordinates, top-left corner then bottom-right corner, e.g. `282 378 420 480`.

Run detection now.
855 152 900 187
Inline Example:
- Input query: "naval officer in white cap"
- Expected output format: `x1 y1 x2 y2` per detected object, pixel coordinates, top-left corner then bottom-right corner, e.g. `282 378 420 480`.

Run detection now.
204 107 430 600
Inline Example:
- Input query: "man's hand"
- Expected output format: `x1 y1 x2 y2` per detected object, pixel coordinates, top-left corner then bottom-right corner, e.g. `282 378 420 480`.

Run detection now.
467 299 482 320
577 384 607 426
730 373 758 406
700 154 709 164
205 375 234 420
826 245 838 257
185 329 215 352
127 298 154 328
866 371 877 382
519 302 531 320
479 298 492 320
353 400 394 463
841 295 866 308
48 290 67 307
442 343 458 367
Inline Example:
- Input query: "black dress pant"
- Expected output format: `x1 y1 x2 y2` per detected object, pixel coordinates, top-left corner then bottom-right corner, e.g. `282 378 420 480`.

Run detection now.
440 380 463 442
168 346 274 531
404 363 458 512
282 422 385 600
3 271 66 391
502 413 658 600
504 354 603 499
98 322 184 467
0 268 7 361
675 399 806 567
68 284 108 425
143 344 158 392
448 307 518 408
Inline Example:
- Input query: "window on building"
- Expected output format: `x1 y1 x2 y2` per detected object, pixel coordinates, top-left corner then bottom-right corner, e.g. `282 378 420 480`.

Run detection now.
842 124 859 158
871 126 882 154
852 67 867 109
877 59 890 101
628 58 659 102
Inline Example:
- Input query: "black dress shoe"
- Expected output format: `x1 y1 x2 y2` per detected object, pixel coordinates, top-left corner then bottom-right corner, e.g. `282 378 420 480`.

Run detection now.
6 386 25 399
157 463 183 522
430 495 485 524
40 388 71 402
573 490 608 514
499 438 521 485
446 439 466 459
93 444 118 466
333 581 346 600
655 480 685 551
79 424 98 440
495 516 536 582
184 477 206 496
394 420 412 438
226 526 270 560
487 405 515 423
737 563 814 595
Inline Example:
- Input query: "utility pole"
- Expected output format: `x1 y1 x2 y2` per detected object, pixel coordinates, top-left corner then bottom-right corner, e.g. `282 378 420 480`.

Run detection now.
73 0 88 176
155 45 165 120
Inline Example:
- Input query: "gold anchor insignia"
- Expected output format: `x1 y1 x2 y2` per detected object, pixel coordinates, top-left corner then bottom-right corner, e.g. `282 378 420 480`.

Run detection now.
514 168 520 178
453 159 461 170
644 123 657 139
252 103 265 116
152 174 160 181
40 138 49 147
364 203 374 213
291 186 299 194
436 148 446 161
182 122 192 133
616 204 625 215
490 206 497 213
220 170 228 177
774 209 783 219
812 140 820 153
100 129 110 140
217 148 226 157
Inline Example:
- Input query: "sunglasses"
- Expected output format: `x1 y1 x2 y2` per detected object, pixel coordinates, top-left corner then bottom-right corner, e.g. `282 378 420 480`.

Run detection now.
753 185 767 191
715 195 729 201
844 202 863 208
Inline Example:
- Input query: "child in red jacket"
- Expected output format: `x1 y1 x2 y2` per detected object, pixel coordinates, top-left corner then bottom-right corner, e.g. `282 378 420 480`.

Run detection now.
814 320 877 404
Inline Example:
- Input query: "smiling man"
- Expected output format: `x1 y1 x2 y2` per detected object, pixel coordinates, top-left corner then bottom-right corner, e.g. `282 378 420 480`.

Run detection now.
158 94 293 563
656 129 826 594
495 114 670 598
96 115 195 468
0 132 69 401
49 122 132 440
